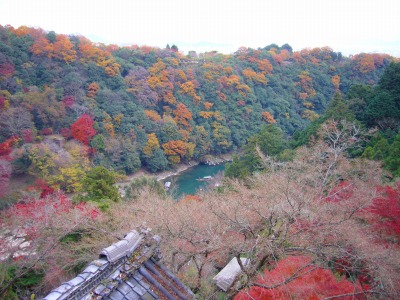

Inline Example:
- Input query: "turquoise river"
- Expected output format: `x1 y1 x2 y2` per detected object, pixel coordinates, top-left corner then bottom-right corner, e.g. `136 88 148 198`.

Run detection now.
164 163 226 199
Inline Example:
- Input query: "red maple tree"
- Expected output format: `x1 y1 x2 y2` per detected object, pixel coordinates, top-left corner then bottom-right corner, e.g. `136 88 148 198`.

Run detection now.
70 114 96 145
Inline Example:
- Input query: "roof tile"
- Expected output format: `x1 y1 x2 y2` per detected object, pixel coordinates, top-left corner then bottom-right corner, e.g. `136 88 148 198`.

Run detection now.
117 282 132 295
108 289 125 300
42 229 194 300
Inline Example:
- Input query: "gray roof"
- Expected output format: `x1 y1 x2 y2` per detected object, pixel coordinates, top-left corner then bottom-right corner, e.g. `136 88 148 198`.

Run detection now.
43 229 194 300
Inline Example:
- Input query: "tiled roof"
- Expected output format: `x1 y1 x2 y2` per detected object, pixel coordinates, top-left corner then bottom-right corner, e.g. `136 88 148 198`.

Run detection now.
43 229 194 300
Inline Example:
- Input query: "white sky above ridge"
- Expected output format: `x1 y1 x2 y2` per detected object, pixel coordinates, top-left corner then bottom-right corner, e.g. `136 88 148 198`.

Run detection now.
0 0 399 56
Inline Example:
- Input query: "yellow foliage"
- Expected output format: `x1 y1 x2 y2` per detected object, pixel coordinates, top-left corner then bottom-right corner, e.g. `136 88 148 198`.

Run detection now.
302 109 319 121
303 101 314 108
113 114 124 127
167 155 180 164
177 70 187 81
147 76 162 90
143 133 160 157
199 111 214 119
149 59 166 75
186 142 196 160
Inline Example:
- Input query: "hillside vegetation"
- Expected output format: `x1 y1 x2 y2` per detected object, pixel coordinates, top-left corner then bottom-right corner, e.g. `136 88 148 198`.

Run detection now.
1 25 400 299
0 25 396 193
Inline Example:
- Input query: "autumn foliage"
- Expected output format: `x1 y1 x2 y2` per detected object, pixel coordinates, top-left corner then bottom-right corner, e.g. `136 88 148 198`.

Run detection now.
235 256 367 300
262 111 276 123
173 103 193 129
31 34 77 63
71 114 96 145
364 184 400 243
0 136 18 158
162 140 187 163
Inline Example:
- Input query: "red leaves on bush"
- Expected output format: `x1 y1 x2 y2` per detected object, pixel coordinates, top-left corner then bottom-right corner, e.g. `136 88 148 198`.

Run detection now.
62 95 75 108
235 256 367 300
365 184 400 243
9 191 100 238
0 136 18 158
71 114 96 145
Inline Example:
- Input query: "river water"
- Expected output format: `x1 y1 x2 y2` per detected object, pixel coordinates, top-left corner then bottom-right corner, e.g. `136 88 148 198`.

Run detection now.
164 163 226 199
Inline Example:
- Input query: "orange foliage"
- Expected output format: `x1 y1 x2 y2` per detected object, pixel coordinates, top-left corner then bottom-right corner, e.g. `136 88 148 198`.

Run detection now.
13 26 45 39
30 37 53 57
331 75 340 91
262 111 276 123
162 140 187 156
140 45 154 54
224 66 233 74
177 70 187 81
243 68 267 84
299 92 308 101
173 103 192 129
180 81 201 103
292 51 307 64
297 71 316 98
147 76 162 90
53 35 77 63
86 82 100 98
180 195 201 203
78 37 120 76
353 53 375 74
227 75 241 86
149 59 166 76
26 28 77 64
310 56 320 65
257 59 273 74
163 91 177 105
242 68 257 80
162 140 187 163
144 110 162 122
203 102 214 110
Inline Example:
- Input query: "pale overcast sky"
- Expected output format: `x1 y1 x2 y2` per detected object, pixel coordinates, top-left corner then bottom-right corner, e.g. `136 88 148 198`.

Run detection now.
0 0 399 56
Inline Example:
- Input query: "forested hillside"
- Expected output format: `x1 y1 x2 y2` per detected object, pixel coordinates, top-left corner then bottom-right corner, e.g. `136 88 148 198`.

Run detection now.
0 25 396 194
1 24 400 299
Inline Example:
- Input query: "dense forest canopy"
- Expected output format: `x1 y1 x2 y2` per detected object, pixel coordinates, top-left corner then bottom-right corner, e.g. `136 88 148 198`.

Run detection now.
0 25 396 179
1 24 400 300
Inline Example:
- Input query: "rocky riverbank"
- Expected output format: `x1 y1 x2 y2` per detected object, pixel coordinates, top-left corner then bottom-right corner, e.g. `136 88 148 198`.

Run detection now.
204 154 232 166
118 154 232 187
117 160 200 187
